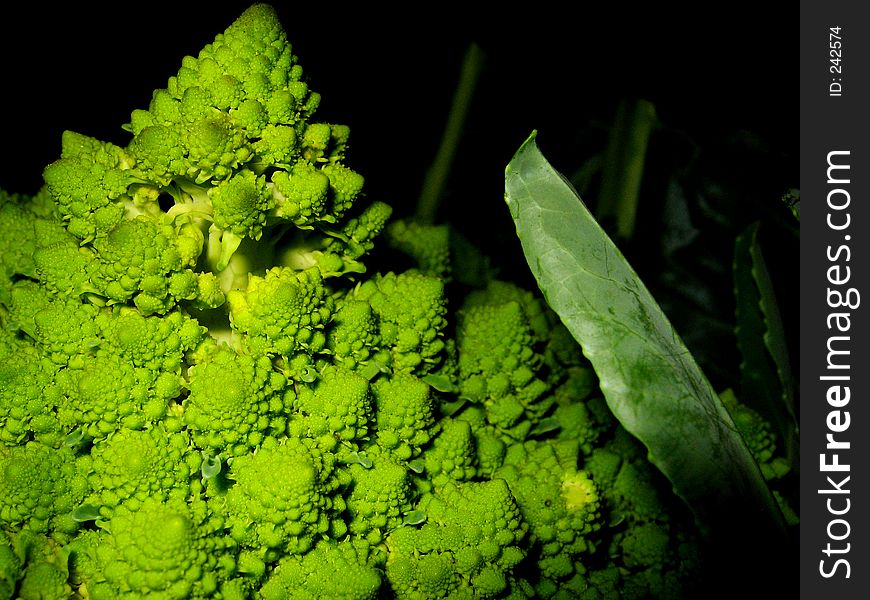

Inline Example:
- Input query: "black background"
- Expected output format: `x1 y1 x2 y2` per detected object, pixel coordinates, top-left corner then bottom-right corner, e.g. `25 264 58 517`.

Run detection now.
0 2 796 209
0 2 799 361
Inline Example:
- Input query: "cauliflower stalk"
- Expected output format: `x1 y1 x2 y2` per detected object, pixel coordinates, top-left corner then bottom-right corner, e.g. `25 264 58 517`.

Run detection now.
0 4 789 599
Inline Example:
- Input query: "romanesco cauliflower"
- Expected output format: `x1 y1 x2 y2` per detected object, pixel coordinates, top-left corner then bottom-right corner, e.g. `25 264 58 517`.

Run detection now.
0 4 791 598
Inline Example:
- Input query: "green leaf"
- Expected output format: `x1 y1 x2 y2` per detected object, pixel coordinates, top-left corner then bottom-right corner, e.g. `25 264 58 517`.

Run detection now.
64 427 88 450
504 131 785 540
733 222 798 463
201 453 223 480
422 373 458 394
406 459 425 474
345 451 374 469
403 510 427 526
782 189 800 221
71 504 103 522
529 416 561 437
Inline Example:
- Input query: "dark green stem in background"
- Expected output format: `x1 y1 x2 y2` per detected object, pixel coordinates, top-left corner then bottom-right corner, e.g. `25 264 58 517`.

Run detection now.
596 99 657 240
416 43 485 224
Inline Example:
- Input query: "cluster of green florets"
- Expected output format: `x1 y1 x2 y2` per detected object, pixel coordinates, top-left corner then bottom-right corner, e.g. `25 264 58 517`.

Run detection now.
0 4 791 599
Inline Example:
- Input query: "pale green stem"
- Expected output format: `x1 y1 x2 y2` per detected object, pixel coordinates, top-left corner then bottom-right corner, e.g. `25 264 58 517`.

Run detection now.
596 99 658 240
416 43 485 224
